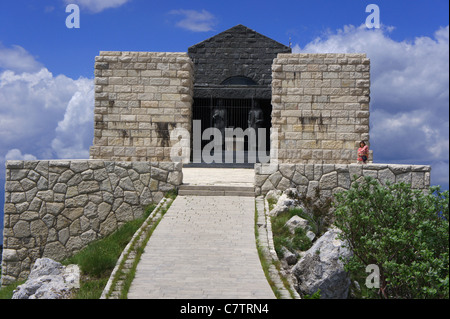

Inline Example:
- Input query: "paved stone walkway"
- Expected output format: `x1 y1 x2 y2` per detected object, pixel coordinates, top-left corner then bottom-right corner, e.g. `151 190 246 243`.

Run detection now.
127 195 275 299
182 167 255 187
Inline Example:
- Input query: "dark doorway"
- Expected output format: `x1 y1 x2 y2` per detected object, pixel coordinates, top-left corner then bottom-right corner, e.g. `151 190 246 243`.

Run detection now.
189 98 272 167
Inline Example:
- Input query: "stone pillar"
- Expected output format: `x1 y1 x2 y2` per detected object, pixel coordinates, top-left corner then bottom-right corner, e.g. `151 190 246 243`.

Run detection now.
90 51 194 162
271 53 372 164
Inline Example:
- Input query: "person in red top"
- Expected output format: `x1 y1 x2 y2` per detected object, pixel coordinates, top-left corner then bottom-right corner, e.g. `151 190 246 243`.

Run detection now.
357 141 369 164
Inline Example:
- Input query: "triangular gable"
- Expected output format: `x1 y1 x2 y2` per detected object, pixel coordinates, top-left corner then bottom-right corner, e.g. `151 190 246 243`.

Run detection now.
188 24 290 51
188 24 291 96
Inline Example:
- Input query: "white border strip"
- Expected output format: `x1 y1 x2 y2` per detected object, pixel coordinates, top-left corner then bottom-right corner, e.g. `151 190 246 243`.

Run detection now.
100 197 169 299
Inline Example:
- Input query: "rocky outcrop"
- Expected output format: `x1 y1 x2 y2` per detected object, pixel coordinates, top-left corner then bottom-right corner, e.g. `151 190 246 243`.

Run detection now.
269 188 304 216
292 227 352 299
12 258 80 299
266 186 352 298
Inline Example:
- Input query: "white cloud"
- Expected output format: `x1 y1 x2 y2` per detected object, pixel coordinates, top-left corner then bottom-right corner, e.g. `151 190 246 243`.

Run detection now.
4 149 37 161
51 79 94 159
293 25 449 111
63 0 131 13
0 45 94 163
169 9 217 32
293 24 449 188
0 43 43 73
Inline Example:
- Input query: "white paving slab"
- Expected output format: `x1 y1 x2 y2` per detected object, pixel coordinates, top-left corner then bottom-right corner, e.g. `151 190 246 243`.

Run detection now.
182 168 254 187
127 195 275 299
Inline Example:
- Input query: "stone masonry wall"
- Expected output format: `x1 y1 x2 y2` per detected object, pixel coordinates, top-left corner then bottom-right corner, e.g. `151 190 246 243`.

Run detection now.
89 51 194 162
1 160 182 286
255 163 431 197
271 53 372 164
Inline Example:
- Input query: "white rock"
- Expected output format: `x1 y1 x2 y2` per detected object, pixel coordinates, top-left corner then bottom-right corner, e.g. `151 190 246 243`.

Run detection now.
306 230 316 242
292 227 352 299
266 189 282 202
285 215 310 234
63 264 81 289
281 246 298 265
12 258 80 299
269 188 304 216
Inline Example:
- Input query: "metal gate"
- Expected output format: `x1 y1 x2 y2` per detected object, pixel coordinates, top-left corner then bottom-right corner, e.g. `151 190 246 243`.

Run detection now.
191 98 271 165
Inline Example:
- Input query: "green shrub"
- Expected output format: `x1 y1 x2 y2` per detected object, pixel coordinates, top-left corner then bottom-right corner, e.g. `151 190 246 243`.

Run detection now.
334 177 449 299
303 289 321 299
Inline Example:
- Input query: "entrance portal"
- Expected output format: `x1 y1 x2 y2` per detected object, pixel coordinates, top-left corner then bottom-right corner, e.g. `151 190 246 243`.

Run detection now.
186 25 291 167
189 98 272 166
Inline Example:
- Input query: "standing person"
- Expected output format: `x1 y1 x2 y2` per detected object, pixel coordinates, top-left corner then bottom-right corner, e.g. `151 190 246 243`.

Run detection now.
357 141 369 164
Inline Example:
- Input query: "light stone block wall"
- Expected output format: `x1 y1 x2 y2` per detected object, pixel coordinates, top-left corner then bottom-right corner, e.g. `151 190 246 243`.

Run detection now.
271 53 372 164
89 51 194 162
255 163 431 197
1 160 182 286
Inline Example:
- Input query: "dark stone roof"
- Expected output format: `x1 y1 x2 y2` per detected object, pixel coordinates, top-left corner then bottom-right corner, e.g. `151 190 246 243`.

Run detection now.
188 24 292 99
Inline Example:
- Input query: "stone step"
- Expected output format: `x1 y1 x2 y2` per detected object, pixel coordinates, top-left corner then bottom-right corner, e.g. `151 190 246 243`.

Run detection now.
178 184 255 197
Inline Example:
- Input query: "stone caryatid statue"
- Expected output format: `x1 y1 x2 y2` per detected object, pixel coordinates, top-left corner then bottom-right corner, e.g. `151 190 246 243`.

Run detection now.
212 99 227 135
248 100 264 130
212 99 227 147
248 100 265 152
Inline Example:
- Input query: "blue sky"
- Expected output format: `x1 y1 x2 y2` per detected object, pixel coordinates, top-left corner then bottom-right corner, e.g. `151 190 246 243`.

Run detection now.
0 0 449 242
1 1 448 78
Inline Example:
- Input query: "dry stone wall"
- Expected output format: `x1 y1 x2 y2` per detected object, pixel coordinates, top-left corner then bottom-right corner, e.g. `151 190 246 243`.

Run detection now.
255 163 431 197
89 51 194 162
1 160 182 286
271 53 372 164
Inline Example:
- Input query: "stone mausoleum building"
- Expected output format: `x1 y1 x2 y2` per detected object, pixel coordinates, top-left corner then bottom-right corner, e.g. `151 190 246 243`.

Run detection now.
89 24 373 165
2 25 430 285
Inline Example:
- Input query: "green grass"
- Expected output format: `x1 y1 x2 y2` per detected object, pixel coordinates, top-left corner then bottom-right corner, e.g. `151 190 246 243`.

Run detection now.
0 278 25 299
75 277 110 299
267 197 277 212
62 203 156 299
254 203 282 299
271 208 313 260
254 200 299 299
255 241 282 299
64 218 147 276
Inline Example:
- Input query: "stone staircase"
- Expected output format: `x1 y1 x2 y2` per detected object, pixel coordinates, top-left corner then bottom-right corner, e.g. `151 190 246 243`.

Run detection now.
180 167 255 197
178 184 255 197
